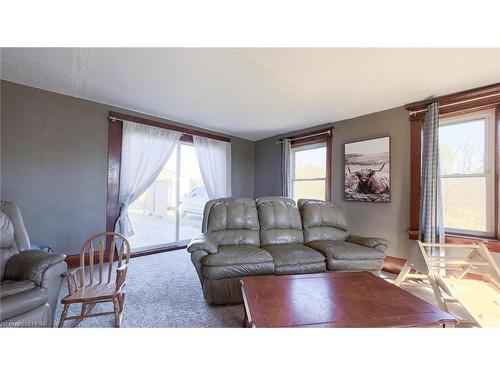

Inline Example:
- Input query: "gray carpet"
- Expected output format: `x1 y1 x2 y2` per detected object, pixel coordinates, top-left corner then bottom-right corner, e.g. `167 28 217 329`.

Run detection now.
56 250 244 327
56 249 471 328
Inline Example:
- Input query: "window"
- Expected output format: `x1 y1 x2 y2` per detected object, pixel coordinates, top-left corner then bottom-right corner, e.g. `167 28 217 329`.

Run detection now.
439 110 496 237
107 111 231 257
127 142 208 252
291 142 328 201
406 84 500 251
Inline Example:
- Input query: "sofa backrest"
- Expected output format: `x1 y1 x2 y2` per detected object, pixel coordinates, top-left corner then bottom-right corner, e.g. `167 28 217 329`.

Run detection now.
256 197 304 246
203 197 260 246
0 209 20 281
298 199 350 243
0 201 31 251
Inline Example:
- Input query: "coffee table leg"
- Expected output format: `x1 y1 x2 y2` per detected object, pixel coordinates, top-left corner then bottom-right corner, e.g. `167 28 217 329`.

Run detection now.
241 282 254 327
242 306 252 328
242 313 249 328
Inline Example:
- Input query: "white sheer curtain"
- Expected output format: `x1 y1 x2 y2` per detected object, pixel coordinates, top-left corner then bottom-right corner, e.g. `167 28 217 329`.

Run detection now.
193 136 231 199
115 121 181 236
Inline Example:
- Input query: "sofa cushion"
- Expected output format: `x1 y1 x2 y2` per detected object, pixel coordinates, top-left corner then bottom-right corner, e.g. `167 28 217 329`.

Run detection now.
201 245 274 280
307 240 385 260
0 280 48 321
257 197 304 246
271 262 326 275
262 243 325 272
0 280 37 297
202 245 273 266
206 198 260 246
298 199 349 243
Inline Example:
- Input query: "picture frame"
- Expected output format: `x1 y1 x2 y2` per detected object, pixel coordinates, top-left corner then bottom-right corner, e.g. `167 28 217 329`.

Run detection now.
344 135 391 202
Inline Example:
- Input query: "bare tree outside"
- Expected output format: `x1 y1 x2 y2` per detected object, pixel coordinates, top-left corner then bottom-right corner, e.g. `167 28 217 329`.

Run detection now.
439 118 488 233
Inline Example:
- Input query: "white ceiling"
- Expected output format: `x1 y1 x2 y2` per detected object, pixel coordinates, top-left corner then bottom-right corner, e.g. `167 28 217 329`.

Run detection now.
1 48 500 140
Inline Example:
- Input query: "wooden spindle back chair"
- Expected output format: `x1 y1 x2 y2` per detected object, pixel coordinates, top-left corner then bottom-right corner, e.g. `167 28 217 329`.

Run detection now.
58 232 131 328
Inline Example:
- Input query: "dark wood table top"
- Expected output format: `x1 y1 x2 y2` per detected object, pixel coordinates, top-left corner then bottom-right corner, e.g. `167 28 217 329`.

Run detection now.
240 272 457 328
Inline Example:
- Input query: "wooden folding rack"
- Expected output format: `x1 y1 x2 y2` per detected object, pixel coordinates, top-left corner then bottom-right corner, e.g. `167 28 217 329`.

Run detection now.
395 241 500 327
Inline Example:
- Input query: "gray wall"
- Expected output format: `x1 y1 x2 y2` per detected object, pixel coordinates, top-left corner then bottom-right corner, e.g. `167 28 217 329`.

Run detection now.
3 80 497 264
1 80 254 254
255 107 412 259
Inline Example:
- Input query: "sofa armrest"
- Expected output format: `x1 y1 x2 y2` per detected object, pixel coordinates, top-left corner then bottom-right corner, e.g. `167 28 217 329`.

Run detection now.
187 234 218 254
347 235 389 250
4 250 66 286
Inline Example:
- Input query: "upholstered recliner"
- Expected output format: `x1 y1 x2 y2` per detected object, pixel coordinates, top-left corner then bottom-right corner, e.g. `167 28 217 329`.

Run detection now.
0 201 67 327
298 199 387 272
256 197 326 275
187 198 275 304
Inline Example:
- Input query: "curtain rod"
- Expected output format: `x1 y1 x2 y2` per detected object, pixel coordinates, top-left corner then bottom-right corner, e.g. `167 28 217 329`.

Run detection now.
408 92 500 117
276 129 333 144
109 115 193 137
108 113 231 143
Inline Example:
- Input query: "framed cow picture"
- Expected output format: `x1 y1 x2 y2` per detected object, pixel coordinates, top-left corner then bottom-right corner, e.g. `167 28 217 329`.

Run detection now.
344 136 390 202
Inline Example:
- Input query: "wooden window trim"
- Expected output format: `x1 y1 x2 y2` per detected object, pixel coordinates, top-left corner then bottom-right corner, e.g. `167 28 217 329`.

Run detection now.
289 129 333 201
106 111 231 257
108 111 231 143
406 83 500 120
406 83 500 253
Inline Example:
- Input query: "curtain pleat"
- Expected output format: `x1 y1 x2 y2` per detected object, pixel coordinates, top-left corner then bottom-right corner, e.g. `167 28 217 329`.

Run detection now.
193 136 231 199
419 103 445 251
281 138 292 197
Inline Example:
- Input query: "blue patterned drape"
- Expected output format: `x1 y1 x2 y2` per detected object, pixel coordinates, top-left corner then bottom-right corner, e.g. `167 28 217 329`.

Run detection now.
419 103 445 248
280 138 292 197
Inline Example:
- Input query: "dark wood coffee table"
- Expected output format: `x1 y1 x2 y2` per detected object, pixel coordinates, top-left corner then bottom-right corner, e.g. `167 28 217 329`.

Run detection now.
240 272 457 328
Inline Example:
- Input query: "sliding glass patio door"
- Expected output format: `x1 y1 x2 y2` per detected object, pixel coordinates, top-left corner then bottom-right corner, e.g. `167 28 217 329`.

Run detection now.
127 142 207 252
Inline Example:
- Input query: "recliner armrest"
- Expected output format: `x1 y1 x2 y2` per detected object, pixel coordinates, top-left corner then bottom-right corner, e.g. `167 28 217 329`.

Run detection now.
4 250 66 286
347 235 389 250
187 234 218 254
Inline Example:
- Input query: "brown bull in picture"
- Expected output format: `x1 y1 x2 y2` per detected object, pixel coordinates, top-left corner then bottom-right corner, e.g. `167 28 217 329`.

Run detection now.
348 163 389 194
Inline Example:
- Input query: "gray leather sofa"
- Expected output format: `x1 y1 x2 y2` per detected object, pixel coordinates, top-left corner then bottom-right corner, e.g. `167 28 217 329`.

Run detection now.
188 197 388 305
0 202 67 327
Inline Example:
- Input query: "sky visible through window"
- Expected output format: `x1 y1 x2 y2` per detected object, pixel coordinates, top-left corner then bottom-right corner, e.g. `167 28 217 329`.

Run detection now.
439 119 485 175
294 146 326 178
293 145 326 200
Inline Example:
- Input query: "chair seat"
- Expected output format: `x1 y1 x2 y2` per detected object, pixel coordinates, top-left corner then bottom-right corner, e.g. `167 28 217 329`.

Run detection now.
202 245 274 280
61 283 120 303
307 240 385 260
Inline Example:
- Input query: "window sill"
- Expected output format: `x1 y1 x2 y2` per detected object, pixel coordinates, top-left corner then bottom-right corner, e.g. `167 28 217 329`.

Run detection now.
408 230 500 253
